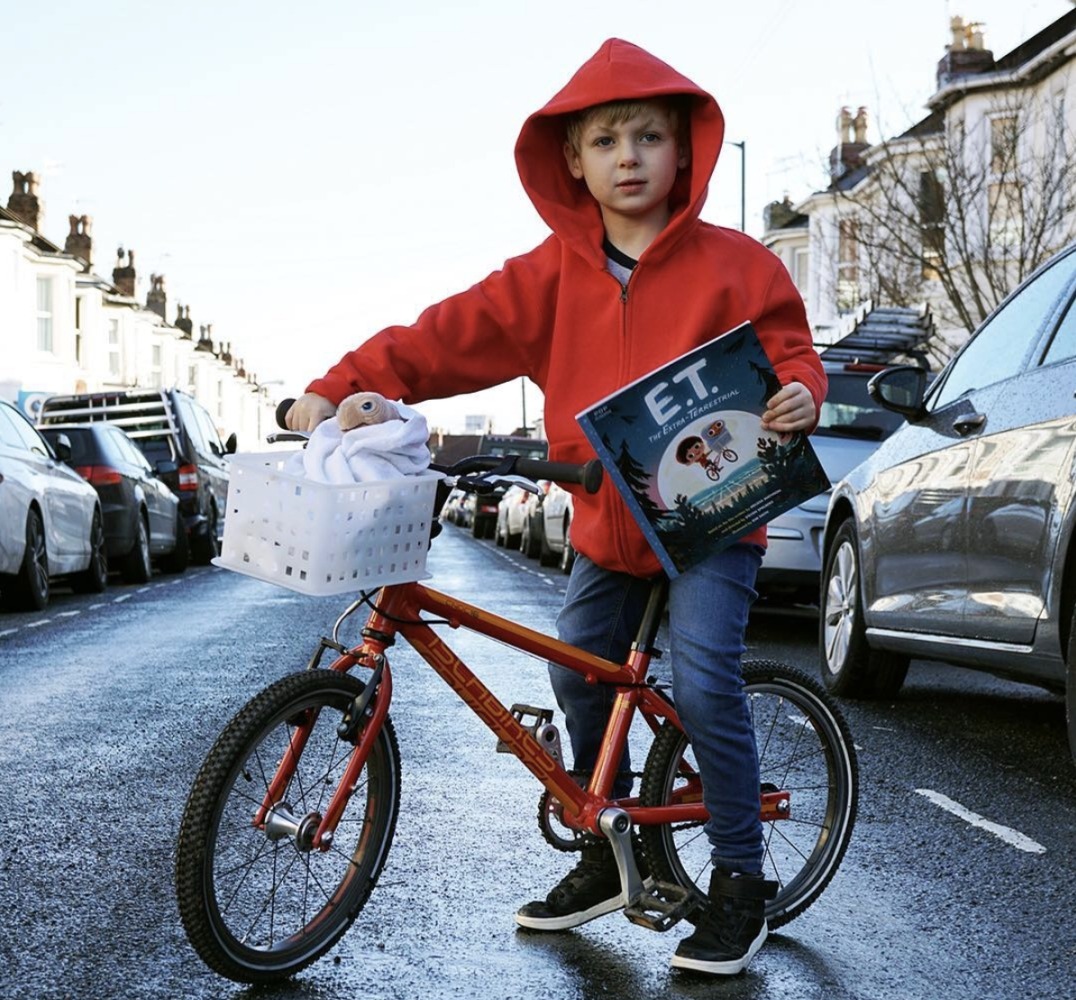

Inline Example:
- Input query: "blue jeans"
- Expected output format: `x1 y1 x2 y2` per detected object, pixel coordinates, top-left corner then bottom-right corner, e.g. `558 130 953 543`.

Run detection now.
548 543 765 874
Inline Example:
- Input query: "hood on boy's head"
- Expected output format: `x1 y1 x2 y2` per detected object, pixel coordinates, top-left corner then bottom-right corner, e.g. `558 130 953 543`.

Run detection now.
514 38 725 260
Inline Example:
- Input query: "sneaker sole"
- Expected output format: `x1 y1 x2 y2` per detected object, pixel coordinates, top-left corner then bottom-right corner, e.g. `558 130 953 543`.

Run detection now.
670 922 767 976
514 893 624 932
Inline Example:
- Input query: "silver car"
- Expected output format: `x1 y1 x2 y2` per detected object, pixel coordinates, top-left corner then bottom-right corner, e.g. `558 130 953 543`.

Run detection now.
820 242 1076 763
756 363 905 603
0 400 107 610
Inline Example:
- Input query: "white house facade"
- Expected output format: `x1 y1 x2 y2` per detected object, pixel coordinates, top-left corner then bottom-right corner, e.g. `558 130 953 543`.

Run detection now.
0 172 278 449
766 9 1076 365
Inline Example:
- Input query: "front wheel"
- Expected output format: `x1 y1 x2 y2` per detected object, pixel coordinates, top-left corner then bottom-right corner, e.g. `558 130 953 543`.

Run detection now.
820 519 908 697
175 670 401 983
638 661 858 930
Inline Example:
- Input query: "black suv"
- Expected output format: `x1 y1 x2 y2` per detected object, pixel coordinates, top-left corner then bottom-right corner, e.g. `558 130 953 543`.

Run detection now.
38 389 234 564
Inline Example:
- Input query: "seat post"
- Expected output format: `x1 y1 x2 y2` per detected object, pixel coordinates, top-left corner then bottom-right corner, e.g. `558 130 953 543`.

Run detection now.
631 576 668 657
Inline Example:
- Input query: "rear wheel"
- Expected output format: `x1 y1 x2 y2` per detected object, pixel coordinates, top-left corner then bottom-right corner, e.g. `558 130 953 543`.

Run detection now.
820 519 908 697
73 509 109 594
159 513 190 574
3 508 49 610
122 512 152 583
175 669 401 983
639 661 858 929
190 505 219 565
1066 608 1076 765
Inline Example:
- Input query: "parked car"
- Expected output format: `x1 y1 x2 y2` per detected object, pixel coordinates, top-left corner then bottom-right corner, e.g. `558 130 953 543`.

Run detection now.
38 388 234 565
819 242 1076 763
519 481 550 559
539 482 575 572
0 400 108 610
756 362 908 603
39 423 188 582
441 487 468 526
469 487 503 539
495 485 531 549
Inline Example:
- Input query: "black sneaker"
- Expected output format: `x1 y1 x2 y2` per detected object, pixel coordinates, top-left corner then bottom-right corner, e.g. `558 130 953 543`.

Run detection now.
514 843 624 931
671 870 778 975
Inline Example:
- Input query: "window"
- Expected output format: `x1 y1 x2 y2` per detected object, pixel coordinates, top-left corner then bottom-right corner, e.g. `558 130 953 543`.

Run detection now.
932 249 1076 408
108 320 121 376
919 170 945 278
1041 294 1076 367
151 344 163 388
36 277 53 352
0 403 49 456
792 248 809 295
988 181 1022 250
837 219 859 311
990 114 1018 175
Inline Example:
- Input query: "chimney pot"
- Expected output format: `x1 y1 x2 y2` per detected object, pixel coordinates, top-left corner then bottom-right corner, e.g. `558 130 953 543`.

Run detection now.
8 170 43 231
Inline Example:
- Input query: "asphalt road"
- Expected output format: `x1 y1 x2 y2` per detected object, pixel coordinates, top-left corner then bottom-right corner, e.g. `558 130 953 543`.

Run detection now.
1 526 1073 1000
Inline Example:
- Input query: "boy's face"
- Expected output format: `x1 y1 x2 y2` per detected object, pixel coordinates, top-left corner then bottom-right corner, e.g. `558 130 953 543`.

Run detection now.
564 102 688 235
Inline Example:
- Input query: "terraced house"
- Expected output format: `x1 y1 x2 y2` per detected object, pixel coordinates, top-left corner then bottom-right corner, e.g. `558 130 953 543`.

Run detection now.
766 7 1076 368
0 170 277 445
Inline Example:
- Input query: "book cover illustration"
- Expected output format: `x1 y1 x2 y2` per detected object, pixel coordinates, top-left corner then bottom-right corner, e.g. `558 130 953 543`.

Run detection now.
576 322 831 577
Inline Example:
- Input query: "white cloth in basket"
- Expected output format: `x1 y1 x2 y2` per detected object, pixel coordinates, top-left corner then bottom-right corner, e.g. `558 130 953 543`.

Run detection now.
285 403 431 484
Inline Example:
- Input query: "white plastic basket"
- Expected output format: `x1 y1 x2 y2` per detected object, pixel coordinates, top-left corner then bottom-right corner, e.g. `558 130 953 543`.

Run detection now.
214 450 442 596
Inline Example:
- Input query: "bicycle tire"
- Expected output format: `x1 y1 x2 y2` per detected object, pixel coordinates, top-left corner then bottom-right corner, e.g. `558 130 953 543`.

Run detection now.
175 669 401 983
638 660 857 929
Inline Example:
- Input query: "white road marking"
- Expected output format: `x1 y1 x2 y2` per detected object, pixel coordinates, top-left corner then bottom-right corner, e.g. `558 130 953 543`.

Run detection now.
56 610 81 617
88 604 107 610
113 594 132 603
0 629 18 638
137 587 152 594
915 788 1046 854
26 620 51 628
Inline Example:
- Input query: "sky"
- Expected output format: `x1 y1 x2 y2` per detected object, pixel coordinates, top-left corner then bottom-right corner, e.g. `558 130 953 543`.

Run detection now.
3 0 1071 433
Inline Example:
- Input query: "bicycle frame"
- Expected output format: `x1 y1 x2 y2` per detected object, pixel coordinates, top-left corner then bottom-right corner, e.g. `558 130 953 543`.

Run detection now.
258 577 790 852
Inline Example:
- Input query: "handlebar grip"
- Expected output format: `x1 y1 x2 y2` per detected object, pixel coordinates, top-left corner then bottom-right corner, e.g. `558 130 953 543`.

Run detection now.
514 457 604 494
275 398 297 430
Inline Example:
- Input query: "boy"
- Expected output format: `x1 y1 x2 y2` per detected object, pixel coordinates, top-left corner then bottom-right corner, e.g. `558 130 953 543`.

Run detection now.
288 38 826 976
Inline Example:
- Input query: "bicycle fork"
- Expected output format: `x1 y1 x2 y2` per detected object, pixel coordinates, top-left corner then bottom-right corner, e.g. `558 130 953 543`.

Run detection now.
255 646 392 852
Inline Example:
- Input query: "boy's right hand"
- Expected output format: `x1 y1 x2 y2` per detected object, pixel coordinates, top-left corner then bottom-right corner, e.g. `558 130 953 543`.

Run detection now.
286 392 337 432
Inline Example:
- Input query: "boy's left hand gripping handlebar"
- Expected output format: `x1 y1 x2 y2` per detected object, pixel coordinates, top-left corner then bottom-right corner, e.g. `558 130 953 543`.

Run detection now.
273 396 604 494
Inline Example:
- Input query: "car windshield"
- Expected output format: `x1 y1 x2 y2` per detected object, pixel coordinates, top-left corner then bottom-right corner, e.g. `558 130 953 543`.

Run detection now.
814 372 906 441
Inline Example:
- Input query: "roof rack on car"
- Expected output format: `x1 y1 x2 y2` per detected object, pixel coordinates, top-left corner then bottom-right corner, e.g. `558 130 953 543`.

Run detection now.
38 389 182 443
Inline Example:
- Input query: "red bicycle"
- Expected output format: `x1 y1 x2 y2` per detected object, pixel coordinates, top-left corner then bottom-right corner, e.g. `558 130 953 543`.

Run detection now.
175 445 858 984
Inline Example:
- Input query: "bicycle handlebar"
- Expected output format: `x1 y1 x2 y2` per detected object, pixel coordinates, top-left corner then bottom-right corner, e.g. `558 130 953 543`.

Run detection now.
273 397 603 494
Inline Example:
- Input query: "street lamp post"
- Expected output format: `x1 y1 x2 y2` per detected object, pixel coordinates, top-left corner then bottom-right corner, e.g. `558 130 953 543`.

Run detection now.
724 139 746 232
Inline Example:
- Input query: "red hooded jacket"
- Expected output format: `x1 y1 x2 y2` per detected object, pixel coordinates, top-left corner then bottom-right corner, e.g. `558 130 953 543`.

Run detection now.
306 39 826 578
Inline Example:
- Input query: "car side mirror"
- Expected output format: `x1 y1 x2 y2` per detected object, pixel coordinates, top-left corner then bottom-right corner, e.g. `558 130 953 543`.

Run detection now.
156 459 179 476
52 433 72 463
225 432 237 455
868 366 929 420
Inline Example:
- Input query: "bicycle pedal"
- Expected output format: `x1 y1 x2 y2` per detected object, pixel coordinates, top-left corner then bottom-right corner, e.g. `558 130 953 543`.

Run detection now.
495 704 553 753
623 880 703 933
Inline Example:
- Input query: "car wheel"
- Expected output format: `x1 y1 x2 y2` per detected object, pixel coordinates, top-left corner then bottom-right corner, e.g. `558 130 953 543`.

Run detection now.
820 519 908 698
1066 607 1076 766
521 517 542 559
159 515 190 574
495 520 506 547
559 533 576 572
191 506 219 565
538 529 558 567
122 512 152 584
4 508 50 610
73 509 109 594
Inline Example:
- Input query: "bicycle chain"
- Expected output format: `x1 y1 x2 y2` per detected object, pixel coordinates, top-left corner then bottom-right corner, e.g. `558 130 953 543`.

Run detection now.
536 770 643 852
